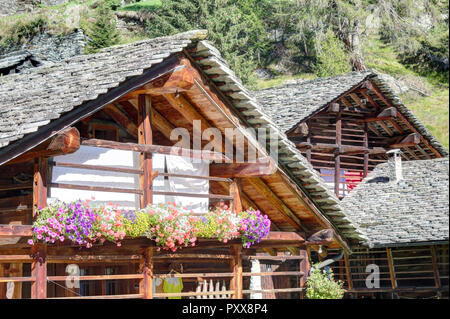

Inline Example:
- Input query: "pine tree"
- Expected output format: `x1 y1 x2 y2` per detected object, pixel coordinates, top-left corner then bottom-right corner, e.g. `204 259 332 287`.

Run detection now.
147 0 269 85
85 1 120 54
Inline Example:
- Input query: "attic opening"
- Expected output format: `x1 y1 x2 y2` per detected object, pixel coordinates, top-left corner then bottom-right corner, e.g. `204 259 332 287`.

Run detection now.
282 78 444 199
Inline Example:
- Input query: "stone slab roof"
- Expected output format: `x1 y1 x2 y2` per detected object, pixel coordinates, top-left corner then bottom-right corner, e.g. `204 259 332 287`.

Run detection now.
0 30 207 150
254 72 448 157
341 158 449 247
0 30 365 246
0 50 43 75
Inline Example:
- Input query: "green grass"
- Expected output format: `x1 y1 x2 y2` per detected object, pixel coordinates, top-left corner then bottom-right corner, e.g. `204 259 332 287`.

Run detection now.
401 88 449 150
255 73 316 90
119 0 162 12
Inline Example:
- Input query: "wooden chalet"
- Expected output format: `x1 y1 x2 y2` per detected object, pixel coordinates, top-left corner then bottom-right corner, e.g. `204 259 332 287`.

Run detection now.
254 72 448 199
255 73 449 299
335 157 449 299
0 30 357 299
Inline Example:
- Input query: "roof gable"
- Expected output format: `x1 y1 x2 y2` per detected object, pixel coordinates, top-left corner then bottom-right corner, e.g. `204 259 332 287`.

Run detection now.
254 71 448 157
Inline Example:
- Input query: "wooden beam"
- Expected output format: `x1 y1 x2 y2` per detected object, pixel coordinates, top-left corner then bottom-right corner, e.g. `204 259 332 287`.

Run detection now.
140 247 153 299
386 248 397 289
121 65 195 97
33 157 48 217
138 94 152 208
210 157 276 178
389 133 421 149
369 82 442 158
430 246 441 289
231 244 243 299
344 251 353 290
31 244 47 299
81 138 229 162
0 225 32 237
128 98 177 141
246 178 303 231
299 249 309 298
162 92 224 153
306 229 334 246
7 127 80 165
334 114 342 197
104 104 138 139
230 178 243 214
296 142 387 155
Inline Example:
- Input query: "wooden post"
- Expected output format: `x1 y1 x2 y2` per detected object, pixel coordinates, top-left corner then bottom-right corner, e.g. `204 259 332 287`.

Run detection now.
33 157 48 217
230 178 243 214
430 246 441 289
31 244 47 299
299 248 310 299
138 94 153 208
306 120 312 162
231 245 242 299
334 114 342 197
386 248 397 289
363 123 369 178
344 251 353 291
140 247 153 299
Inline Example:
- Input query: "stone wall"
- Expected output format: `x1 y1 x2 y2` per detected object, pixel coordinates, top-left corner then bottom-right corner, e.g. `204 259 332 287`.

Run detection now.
0 29 87 63
0 0 71 17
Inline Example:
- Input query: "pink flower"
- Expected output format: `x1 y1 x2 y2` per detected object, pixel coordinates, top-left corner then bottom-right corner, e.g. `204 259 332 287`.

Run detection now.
28 239 34 245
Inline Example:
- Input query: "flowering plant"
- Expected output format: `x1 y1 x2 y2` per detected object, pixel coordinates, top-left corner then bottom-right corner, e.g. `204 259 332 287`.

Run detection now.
143 203 199 252
30 201 272 251
90 203 126 247
239 209 271 248
30 200 97 247
195 205 241 244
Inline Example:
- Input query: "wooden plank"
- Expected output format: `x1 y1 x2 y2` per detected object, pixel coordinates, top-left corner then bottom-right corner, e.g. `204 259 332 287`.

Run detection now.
0 225 32 237
50 161 143 175
209 157 276 178
81 138 229 162
51 294 144 299
47 274 143 281
242 271 304 277
246 178 303 231
152 191 233 200
138 94 153 208
154 273 234 279
0 276 35 283
49 183 143 195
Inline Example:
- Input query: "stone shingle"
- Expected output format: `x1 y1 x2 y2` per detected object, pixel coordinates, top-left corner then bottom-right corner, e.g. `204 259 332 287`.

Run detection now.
341 158 449 247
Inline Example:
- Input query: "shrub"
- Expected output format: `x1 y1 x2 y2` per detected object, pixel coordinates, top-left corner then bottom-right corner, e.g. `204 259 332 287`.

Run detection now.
306 266 346 299
85 1 120 53
313 29 351 78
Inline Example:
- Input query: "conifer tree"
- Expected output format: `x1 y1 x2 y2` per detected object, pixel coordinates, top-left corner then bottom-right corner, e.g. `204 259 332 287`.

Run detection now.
85 1 120 54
